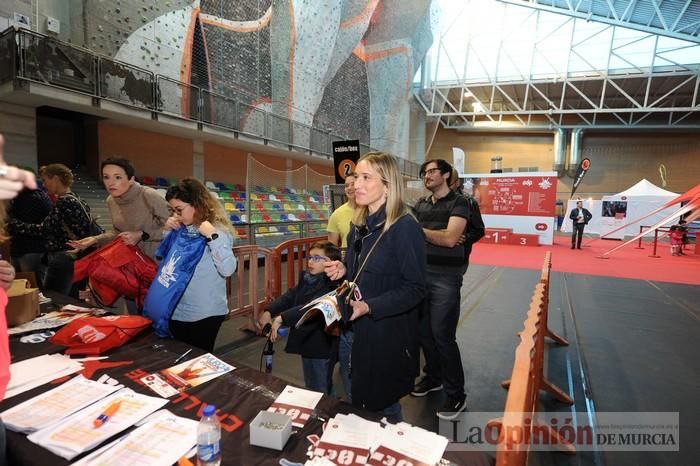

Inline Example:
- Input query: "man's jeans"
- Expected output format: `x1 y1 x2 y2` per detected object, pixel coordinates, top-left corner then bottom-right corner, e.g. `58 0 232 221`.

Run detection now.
302 357 332 394
419 269 465 398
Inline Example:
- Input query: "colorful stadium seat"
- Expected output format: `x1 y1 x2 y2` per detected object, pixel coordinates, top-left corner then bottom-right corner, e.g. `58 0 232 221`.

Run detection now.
235 202 245 211
141 176 156 186
224 202 235 212
155 177 169 187
262 214 272 222
215 182 226 190
206 181 217 190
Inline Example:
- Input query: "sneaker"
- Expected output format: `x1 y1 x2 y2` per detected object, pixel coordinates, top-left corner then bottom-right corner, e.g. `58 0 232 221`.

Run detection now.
411 378 443 397
436 394 467 420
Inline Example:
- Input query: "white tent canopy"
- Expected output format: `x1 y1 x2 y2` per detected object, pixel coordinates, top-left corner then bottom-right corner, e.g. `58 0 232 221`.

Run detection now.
562 179 678 239
616 179 677 198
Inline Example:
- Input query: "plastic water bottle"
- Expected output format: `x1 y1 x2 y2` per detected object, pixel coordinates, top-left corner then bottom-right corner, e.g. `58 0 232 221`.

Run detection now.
197 405 221 466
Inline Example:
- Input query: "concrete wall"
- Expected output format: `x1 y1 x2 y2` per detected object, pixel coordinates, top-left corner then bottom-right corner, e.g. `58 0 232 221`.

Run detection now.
0 103 37 169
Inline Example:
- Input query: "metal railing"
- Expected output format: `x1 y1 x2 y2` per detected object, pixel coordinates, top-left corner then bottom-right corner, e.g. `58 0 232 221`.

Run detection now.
2 27 374 158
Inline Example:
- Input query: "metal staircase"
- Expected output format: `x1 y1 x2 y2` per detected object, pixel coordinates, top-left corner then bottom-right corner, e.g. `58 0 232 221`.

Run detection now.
70 168 111 232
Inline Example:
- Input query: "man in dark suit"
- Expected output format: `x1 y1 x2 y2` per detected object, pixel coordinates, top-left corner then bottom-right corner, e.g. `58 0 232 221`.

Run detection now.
569 200 592 249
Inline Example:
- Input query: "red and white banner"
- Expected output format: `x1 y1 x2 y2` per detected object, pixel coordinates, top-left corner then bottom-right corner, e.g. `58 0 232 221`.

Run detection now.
464 172 558 245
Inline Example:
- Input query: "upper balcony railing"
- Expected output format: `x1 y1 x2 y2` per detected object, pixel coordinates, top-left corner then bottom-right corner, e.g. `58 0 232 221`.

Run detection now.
0 27 377 158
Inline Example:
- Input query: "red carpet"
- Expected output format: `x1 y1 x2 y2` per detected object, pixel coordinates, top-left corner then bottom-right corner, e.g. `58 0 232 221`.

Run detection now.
470 236 700 285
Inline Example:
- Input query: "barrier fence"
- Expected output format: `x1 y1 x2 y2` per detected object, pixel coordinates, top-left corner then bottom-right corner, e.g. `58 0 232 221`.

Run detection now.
227 245 274 334
227 237 326 334
493 252 575 465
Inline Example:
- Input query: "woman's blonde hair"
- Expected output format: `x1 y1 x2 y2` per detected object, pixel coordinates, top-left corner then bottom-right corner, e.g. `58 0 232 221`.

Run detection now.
43 163 74 188
165 178 234 236
352 151 410 232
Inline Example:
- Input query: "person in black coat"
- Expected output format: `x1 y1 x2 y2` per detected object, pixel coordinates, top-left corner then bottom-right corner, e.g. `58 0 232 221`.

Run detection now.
569 200 593 249
325 152 427 423
7 186 52 286
259 241 342 394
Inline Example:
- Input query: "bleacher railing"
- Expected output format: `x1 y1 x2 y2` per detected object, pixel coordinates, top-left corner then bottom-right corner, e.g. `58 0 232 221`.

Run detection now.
2 26 377 158
493 252 575 465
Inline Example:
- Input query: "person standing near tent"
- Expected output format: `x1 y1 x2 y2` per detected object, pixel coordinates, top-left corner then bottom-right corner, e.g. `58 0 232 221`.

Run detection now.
569 200 592 249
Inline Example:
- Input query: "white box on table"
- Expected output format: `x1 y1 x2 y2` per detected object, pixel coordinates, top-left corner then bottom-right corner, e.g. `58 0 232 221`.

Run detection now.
249 410 292 450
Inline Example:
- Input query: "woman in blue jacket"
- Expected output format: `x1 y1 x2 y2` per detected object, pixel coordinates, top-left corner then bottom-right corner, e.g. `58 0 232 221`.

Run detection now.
325 151 426 422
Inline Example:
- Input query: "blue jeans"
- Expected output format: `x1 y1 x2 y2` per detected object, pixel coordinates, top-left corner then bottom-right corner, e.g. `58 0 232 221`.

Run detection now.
302 357 332 395
338 329 354 402
419 269 465 398
380 401 403 424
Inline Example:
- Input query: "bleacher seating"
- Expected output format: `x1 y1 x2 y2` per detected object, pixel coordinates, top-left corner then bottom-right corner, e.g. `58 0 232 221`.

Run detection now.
138 175 330 248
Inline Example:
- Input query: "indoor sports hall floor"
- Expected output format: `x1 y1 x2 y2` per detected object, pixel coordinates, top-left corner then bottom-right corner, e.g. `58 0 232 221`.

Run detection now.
214 236 699 466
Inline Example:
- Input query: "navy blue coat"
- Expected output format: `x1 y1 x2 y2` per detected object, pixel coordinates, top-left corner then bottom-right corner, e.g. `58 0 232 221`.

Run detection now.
343 208 426 411
267 272 338 359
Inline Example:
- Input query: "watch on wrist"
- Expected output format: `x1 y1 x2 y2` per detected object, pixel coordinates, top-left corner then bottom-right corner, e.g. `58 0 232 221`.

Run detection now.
205 233 219 243
140 231 150 241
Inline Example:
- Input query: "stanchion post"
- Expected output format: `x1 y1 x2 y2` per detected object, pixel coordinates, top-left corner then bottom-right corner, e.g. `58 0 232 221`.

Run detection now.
635 225 645 249
649 228 661 258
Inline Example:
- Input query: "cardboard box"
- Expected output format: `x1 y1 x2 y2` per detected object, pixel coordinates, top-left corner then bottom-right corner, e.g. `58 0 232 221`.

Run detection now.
249 410 292 450
6 279 40 327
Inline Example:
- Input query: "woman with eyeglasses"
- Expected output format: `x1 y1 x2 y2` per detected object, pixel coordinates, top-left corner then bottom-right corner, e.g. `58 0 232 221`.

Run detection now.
324 152 426 422
152 178 237 351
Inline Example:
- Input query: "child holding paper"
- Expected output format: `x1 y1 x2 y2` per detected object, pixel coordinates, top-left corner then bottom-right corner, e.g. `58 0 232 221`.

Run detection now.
259 241 341 394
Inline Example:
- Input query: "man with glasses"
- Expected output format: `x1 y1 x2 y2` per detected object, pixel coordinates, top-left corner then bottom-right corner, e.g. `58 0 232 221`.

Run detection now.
412 159 470 420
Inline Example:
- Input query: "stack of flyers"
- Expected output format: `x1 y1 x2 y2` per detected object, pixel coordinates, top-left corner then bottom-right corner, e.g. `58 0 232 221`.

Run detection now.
367 422 449 466
267 385 324 428
312 414 381 465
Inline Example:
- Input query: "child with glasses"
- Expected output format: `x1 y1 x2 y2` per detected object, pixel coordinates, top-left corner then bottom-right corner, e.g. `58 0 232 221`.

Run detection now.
259 241 342 394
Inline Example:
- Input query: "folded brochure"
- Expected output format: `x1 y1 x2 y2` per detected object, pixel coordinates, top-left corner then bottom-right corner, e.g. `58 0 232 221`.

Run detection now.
141 353 235 398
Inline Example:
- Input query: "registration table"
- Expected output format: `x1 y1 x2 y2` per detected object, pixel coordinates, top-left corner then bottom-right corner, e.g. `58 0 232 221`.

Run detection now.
2 297 490 465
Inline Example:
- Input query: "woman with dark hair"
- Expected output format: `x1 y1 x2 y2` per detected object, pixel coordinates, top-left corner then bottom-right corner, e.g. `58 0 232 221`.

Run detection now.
324 151 426 422
157 178 237 351
68 157 169 260
8 163 92 295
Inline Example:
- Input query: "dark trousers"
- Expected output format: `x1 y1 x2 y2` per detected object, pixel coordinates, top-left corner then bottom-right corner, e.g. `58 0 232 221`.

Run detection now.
169 315 226 352
12 253 46 288
418 270 465 398
571 223 585 248
43 252 75 295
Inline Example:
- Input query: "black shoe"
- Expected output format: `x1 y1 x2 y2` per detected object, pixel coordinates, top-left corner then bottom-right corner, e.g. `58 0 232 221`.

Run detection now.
411 378 443 397
437 394 467 420
571 246 575 249
577 246 581 249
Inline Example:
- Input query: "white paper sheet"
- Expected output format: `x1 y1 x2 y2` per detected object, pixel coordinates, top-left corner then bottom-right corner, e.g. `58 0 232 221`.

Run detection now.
70 410 198 466
1 375 120 433
28 388 168 460
4 354 84 399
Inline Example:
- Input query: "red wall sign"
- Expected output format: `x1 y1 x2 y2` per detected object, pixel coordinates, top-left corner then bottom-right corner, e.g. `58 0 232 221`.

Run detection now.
472 176 557 217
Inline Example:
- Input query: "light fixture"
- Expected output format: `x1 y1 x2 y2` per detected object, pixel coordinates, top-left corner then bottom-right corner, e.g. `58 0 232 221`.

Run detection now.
472 102 484 112
463 90 473 98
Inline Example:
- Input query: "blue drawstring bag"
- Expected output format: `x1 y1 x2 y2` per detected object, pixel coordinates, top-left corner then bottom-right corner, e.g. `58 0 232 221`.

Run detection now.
143 226 207 337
